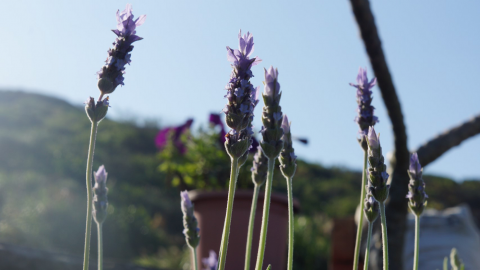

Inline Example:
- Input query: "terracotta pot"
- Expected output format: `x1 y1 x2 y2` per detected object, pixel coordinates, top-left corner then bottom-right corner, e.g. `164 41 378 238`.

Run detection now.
189 189 300 270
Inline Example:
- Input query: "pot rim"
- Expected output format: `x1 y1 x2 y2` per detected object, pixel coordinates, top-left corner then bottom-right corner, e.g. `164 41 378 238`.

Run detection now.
188 189 301 213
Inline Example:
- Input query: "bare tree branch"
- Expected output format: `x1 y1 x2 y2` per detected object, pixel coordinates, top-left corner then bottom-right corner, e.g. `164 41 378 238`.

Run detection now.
348 0 410 269
416 114 480 167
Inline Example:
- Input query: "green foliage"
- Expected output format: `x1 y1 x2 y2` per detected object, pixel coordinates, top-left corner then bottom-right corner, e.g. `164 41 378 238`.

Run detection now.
157 126 254 190
0 91 479 269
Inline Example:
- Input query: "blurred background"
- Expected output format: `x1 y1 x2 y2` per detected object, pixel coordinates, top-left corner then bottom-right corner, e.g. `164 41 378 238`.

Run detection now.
0 0 479 269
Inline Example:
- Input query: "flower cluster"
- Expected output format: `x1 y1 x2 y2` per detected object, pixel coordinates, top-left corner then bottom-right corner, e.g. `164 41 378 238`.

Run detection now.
406 153 428 216
97 4 146 95
259 67 284 159
350 68 378 149
223 30 261 159
93 165 109 224
180 191 200 249
278 115 297 178
366 127 390 203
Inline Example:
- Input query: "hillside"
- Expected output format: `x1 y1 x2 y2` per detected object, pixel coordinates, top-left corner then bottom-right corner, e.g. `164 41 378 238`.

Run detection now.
0 91 478 269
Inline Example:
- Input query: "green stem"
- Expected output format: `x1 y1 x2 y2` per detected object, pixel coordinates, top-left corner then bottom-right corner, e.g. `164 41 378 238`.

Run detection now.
353 151 368 270
193 247 199 270
363 222 373 270
244 184 261 270
83 121 98 270
97 222 103 270
254 158 275 270
286 176 294 270
379 202 389 270
217 157 239 270
413 215 420 270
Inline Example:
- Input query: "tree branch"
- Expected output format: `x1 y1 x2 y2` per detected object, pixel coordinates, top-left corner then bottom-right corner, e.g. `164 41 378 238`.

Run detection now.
349 0 410 269
416 114 480 167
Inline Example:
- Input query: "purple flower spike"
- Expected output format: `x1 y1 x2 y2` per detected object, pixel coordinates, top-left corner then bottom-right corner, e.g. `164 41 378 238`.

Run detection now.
264 66 281 98
93 165 109 224
223 30 261 158
180 190 193 213
94 165 108 184
97 4 146 95
367 126 380 150
180 190 200 248
406 152 428 216
409 152 422 179
350 67 378 135
202 250 218 270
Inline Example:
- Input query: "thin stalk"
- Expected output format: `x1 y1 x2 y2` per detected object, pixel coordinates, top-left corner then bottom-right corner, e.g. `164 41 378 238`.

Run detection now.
97 222 103 270
413 215 420 270
286 176 294 270
217 157 240 270
254 158 275 270
353 151 368 270
379 202 389 270
83 121 98 270
192 247 199 270
244 184 261 270
363 222 373 270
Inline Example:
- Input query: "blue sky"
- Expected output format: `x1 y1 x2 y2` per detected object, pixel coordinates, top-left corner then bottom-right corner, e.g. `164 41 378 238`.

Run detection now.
2 1 480 180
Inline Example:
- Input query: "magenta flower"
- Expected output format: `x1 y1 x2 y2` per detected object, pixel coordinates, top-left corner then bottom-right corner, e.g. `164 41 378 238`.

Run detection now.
350 67 378 135
155 119 193 154
97 4 146 95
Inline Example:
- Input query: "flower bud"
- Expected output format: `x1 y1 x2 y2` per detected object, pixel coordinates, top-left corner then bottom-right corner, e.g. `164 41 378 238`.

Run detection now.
85 97 109 123
363 194 379 223
251 146 268 186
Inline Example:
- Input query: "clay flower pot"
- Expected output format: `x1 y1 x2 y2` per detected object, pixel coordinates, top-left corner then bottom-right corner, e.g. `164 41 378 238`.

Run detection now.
189 189 299 270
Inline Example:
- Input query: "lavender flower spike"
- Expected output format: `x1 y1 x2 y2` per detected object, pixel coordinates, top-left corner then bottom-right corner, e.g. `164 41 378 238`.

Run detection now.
259 66 284 159
406 153 428 216
97 4 146 96
181 191 200 249
278 115 297 178
93 165 109 224
223 30 261 159
350 68 378 134
202 250 218 270
366 126 390 203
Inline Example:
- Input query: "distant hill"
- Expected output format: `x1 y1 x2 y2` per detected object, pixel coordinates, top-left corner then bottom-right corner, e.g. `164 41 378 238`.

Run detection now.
0 91 478 269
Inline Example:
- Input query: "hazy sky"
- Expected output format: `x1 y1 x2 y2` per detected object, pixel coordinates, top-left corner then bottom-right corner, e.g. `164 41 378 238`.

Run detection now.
2 1 479 180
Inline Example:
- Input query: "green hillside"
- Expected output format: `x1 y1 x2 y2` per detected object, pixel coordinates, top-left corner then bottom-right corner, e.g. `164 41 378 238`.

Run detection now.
0 91 478 269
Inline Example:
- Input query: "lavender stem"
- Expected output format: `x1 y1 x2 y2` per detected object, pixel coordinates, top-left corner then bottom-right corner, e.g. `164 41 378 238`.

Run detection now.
353 151 368 270
244 184 261 270
218 157 240 270
82 121 98 270
254 158 275 270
